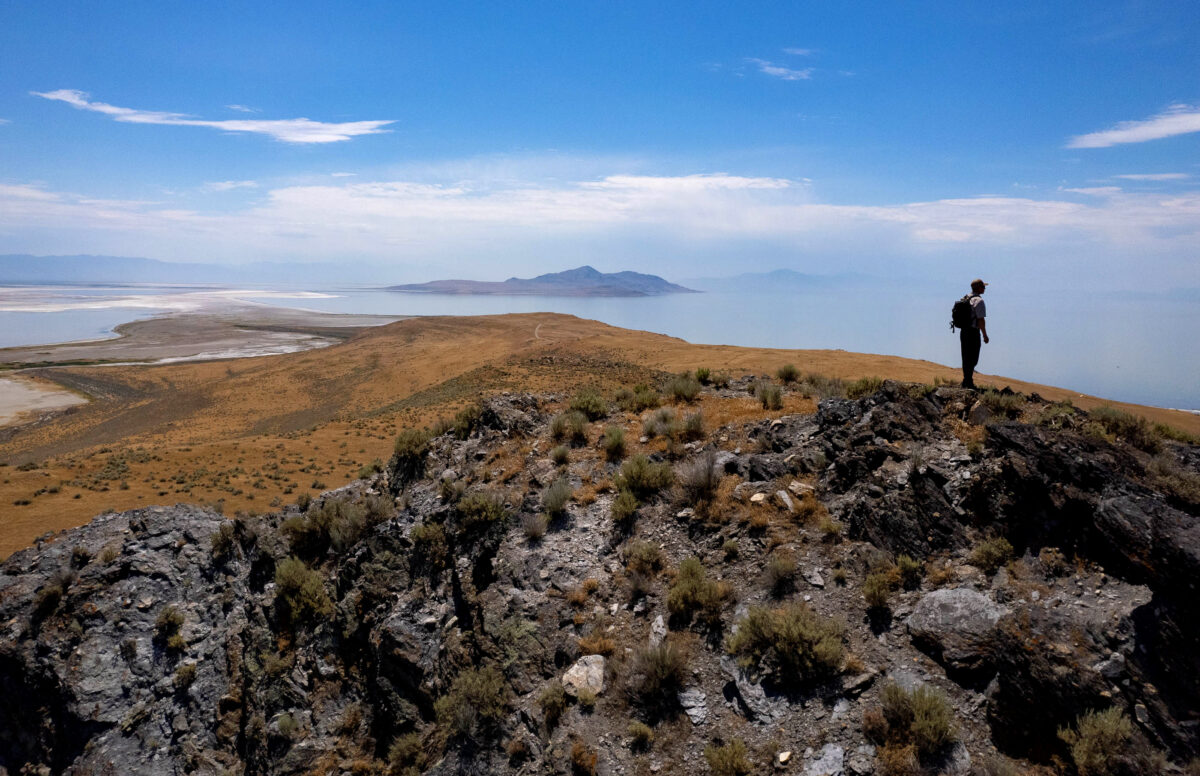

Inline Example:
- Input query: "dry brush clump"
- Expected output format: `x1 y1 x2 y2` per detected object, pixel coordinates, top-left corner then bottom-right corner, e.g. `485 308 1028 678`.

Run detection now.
435 666 510 742
570 388 610 421
666 556 731 626
617 454 674 499
727 603 845 687
863 683 956 767
625 640 689 719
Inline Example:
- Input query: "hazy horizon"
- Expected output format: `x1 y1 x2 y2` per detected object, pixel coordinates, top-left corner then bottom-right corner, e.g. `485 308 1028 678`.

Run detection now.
1 3 1198 296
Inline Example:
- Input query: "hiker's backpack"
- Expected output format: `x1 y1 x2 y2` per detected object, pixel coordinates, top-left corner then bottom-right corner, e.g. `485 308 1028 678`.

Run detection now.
950 295 975 332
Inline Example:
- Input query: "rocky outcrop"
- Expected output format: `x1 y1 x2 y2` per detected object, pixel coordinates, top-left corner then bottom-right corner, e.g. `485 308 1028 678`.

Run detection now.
1 384 1197 774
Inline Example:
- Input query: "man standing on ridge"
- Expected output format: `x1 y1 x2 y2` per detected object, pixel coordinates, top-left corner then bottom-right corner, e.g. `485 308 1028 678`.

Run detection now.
960 279 988 389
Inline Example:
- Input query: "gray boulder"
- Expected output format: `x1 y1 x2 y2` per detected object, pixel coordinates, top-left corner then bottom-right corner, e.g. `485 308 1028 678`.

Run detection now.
907 588 1006 678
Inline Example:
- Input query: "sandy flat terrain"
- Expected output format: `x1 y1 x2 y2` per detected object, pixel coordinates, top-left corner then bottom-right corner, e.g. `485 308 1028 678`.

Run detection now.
0 375 87 425
0 311 1195 558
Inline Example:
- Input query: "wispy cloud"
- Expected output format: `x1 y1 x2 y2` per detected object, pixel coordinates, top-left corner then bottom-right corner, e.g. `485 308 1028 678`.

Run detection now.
0 118 10 125
747 58 813 81
204 180 258 192
225 104 259 113
330 172 357 178
1114 173 1189 181
783 47 814 56
1067 104 1200 148
31 89 394 144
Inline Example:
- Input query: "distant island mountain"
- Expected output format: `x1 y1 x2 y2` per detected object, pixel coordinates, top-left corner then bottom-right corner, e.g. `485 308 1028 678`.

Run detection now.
385 265 697 297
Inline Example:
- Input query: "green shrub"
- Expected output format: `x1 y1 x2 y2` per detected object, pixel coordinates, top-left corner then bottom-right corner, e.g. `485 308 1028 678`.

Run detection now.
979 390 1025 418
615 384 660 413
727 603 844 685
800 373 846 399
626 641 688 714
618 455 674 499
1153 422 1200 445
680 411 705 441
863 572 893 610
665 373 701 403
283 495 371 557
410 521 448 570
391 428 431 486
846 376 884 399
435 666 509 740
457 491 508 531
603 426 627 462
1089 406 1161 453
711 372 731 389
777 364 799 384
388 731 427 773
722 539 739 560
1036 401 1080 431
643 407 678 439
538 680 567 728
1149 453 1200 505
667 556 731 624
522 512 548 541
763 551 796 595
755 381 783 410
551 410 589 446
694 367 712 385
628 720 655 750
570 389 609 420
819 515 844 541
896 555 923 590
873 683 956 759
452 404 483 440
210 521 236 562
174 663 197 691
276 713 299 739
677 451 719 504
704 739 752 776
625 540 664 576
968 536 1013 575
542 478 573 519
357 458 384 480
550 444 570 466
611 488 639 527
274 557 333 625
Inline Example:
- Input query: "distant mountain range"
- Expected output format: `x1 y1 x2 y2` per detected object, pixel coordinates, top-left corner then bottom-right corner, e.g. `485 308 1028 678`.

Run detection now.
385 266 697 297
0 254 383 286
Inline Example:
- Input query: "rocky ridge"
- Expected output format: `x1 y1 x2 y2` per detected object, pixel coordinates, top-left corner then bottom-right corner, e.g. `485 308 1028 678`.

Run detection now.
1 379 1197 775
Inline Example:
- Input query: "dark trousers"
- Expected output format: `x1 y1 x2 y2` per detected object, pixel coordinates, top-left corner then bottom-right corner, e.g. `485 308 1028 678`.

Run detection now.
960 327 981 388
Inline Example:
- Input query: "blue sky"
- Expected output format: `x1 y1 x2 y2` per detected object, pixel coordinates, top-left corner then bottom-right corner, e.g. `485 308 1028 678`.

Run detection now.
1 1 1198 289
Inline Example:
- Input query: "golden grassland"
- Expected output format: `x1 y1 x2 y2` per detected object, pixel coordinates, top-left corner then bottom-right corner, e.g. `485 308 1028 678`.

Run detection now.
2 312 1196 558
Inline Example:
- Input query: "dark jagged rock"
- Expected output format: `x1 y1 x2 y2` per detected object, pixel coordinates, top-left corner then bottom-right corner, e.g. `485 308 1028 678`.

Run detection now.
1 382 1197 773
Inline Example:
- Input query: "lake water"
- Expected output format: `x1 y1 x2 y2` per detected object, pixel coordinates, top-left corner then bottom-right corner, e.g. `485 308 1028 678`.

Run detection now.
2 283 1197 410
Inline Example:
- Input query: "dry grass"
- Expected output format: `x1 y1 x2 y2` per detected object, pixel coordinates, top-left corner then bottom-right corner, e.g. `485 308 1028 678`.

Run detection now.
3 311 1194 558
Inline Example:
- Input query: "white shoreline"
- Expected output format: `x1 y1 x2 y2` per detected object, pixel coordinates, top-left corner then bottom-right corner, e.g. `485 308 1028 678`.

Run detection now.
0 375 87 427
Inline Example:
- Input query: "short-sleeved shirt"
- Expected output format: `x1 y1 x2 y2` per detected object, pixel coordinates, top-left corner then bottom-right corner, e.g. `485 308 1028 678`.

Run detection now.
969 295 986 327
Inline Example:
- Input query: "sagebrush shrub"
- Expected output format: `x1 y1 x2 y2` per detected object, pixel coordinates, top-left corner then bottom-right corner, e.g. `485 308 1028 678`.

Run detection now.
452 404 482 440
625 540 664 576
570 388 609 421
664 373 701 403
667 556 730 624
755 381 783 410
694 367 711 385
542 478 573 518
763 551 797 595
846 376 884 399
704 739 752 776
550 445 570 466
435 666 509 740
863 572 893 610
538 681 567 728
457 491 508 530
968 536 1013 575
522 512 548 541
872 683 956 759
776 364 799 383
615 384 660 413
603 425 627 462
727 603 844 685
618 455 674 499
611 488 639 527
392 428 431 486
1089 406 1161 453
677 451 720 504
626 641 688 715
274 556 333 626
